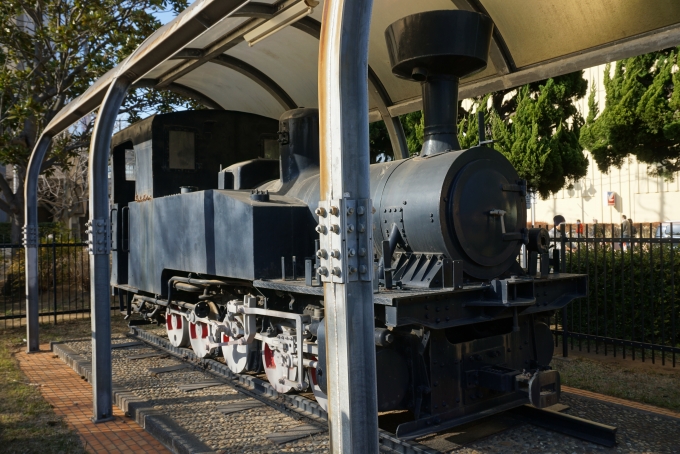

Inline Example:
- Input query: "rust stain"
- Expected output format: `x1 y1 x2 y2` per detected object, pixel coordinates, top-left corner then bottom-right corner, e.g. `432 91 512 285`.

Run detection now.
317 0 331 200
134 194 152 202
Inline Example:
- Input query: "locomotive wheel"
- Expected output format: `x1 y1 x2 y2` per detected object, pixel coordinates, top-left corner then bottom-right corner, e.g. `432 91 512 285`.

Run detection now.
189 320 213 358
221 332 253 374
166 312 190 348
262 341 297 393
308 356 328 411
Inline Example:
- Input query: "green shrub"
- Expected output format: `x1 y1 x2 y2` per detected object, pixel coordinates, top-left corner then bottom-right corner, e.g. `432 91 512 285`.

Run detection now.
558 242 680 348
1 241 89 295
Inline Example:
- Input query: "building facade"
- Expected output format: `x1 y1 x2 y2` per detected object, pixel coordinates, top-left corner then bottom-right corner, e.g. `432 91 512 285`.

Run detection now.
533 65 680 226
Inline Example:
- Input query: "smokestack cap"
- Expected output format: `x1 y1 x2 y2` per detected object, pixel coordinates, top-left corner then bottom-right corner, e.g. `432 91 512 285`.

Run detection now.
385 10 494 81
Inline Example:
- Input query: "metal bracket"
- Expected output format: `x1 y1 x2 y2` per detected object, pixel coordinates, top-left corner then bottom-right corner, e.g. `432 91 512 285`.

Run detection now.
22 224 38 248
317 198 372 284
87 218 111 255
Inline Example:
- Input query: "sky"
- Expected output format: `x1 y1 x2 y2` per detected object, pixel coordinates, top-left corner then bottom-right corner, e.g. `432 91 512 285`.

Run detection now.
153 1 195 25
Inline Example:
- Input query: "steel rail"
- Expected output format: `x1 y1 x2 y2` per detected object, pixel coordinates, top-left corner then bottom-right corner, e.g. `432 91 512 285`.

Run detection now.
128 326 438 454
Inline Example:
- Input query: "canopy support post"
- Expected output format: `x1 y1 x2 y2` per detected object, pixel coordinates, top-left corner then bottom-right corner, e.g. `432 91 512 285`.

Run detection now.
87 76 130 423
318 0 379 452
23 134 53 352
384 115 409 159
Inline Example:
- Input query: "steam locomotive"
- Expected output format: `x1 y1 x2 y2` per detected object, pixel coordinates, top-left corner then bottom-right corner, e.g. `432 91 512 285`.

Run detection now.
111 10 586 439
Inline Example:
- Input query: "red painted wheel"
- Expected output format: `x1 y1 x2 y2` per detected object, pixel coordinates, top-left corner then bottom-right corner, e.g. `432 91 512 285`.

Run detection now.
221 332 253 374
262 341 297 393
188 320 213 358
166 313 189 348
308 355 328 411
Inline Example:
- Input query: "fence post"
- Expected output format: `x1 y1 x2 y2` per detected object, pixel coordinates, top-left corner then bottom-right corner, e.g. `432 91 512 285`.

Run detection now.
52 236 58 325
560 223 566 273
562 305 568 358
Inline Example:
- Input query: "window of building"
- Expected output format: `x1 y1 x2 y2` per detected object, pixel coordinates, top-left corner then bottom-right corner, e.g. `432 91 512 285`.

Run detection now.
169 130 195 169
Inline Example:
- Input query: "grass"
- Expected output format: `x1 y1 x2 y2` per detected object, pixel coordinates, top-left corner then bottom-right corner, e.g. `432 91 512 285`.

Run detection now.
551 348 680 413
0 314 130 454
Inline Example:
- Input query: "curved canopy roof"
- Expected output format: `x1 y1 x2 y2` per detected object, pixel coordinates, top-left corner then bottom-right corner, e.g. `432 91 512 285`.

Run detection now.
43 0 680 136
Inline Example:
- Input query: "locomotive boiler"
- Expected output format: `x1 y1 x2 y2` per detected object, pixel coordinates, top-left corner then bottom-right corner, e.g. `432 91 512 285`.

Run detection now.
112 10 586 439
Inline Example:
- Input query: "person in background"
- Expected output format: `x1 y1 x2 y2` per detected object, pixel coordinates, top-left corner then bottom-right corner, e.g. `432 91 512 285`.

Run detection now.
593 219 604 238
576 219 583 237
621 214 631 251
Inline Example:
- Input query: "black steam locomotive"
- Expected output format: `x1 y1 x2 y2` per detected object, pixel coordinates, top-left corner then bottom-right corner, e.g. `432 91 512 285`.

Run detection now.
112 10 586 439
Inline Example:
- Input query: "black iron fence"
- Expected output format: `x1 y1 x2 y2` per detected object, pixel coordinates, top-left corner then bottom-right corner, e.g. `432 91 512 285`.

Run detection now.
0 235 91 328
549 223 680 367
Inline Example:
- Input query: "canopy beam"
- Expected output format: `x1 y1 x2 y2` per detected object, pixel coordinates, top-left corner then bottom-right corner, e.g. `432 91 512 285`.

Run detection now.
451 0 513 74
170 50 298 110
368 68 409 159
132 80 224 109
156 0 306 88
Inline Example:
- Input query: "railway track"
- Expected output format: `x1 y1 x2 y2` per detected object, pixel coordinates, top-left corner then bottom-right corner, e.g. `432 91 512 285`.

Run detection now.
128 326 439 454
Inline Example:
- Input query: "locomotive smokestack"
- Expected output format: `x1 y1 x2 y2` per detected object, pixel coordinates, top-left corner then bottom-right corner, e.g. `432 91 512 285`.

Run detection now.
385 10 494 156
420 74 461 155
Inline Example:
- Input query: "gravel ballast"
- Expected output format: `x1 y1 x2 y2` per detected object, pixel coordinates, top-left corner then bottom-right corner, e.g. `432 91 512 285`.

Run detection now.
55 329 680 453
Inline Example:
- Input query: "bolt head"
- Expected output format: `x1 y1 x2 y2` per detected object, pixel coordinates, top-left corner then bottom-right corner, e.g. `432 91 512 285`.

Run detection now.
348 248 356 257
359 248 367 257
329 206 339 216
330 224 340 234
331 267 341 276
315 207 327 217
347 224 355 233
315 225 327 234
316 249 327 259
359 265 367 274
349 266 357 274
330 249 340 259
357 206 365 215
317 267 328 276
347 207 354 216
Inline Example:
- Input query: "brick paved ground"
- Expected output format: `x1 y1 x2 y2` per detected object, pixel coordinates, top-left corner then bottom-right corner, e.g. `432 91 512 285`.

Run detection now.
16 345 170 454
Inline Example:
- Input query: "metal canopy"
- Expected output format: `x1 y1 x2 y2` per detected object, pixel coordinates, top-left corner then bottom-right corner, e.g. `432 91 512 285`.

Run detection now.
40 0 680 135
22 0 680 437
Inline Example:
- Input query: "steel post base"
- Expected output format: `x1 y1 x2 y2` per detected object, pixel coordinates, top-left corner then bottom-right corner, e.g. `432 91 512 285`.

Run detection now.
91 415 115 424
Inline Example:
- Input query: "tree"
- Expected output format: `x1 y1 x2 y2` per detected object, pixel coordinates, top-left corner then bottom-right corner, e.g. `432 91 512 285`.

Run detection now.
580 50 680 179
368 112 424 162
368 121 392 162
400 111 423 156
0 0 201 242
460 73 589 198
37 119 89 229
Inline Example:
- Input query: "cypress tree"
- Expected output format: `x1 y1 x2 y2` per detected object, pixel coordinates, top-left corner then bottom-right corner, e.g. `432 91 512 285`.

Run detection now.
459 72 589 198
374 72 590 199
580 50 680 179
